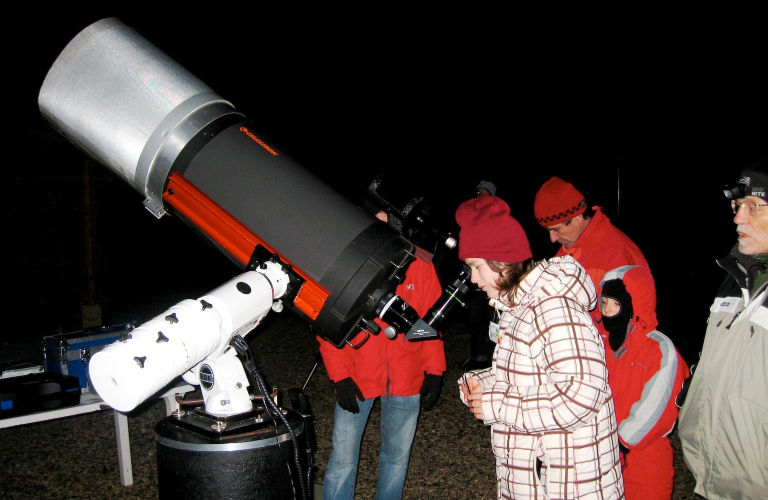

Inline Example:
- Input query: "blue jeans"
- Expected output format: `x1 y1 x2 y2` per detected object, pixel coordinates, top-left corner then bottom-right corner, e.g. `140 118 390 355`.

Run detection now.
322 394 420 500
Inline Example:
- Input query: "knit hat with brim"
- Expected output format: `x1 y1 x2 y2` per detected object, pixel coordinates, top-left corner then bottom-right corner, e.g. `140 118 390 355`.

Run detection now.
534 176 587 226
455 195 532 263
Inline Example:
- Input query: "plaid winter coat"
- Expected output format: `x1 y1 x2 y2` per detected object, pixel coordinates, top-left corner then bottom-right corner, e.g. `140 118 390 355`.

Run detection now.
460 256 624 499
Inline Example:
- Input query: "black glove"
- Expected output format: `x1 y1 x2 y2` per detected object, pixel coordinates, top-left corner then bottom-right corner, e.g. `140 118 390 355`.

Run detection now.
675 377 691 409
419 373 443 410
618 441 630 455
675 365 696 409
335 377 365 414
618 441 630 470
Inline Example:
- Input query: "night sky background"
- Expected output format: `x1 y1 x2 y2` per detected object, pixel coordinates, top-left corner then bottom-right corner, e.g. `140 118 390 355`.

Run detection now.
5 7 766 365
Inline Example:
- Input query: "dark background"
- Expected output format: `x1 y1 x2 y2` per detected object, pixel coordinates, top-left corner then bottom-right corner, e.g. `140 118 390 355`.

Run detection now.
4 8 766 366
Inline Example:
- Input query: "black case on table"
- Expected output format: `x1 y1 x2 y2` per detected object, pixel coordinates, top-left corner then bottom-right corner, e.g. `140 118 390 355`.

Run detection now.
0 372 81 419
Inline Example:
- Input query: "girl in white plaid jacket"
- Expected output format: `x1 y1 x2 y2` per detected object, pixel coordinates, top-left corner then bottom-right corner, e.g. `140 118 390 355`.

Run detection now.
455 195 624 500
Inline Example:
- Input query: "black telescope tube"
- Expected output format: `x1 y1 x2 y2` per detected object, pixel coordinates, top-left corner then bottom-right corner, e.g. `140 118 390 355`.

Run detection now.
37 17 416 348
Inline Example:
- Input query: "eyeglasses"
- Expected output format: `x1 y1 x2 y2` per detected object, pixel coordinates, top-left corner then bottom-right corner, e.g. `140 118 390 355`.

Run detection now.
731 199 768 216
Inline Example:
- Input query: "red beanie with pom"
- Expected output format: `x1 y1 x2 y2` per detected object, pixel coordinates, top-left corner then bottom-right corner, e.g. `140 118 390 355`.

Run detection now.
455 196 532 263
534 177 587 226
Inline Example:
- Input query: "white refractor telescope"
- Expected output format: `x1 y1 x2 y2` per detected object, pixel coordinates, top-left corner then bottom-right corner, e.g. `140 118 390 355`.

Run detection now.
38 18 466 417
89 264 288 414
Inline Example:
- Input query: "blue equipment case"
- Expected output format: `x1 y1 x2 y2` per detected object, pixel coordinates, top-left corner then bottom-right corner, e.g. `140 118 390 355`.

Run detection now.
43 324 134 392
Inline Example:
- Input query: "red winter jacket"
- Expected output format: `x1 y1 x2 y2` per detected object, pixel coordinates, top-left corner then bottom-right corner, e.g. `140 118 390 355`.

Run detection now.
317 252 446 398
555 207 651 328
599 265 690 500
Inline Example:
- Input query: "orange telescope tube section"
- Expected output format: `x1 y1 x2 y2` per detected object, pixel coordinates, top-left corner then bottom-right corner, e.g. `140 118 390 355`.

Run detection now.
163 172 328 320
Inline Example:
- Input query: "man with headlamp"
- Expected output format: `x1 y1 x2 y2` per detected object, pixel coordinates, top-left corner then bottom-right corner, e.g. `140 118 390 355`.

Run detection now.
678 157 768 500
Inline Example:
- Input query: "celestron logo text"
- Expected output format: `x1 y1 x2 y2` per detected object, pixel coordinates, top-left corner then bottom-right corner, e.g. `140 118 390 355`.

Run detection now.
240 127 278 155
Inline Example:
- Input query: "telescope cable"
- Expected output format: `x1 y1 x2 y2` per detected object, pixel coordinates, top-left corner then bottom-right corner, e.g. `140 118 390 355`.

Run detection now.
230 334 310 500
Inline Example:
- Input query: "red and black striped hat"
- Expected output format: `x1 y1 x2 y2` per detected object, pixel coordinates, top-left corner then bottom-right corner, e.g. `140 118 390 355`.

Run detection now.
534 177 587 226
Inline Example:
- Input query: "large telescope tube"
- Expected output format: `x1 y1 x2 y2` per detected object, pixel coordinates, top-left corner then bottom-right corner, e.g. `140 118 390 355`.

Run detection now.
38 18 424 347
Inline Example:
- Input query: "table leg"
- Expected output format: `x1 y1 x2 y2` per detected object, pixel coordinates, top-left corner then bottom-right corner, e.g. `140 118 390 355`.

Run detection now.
113 410 133 486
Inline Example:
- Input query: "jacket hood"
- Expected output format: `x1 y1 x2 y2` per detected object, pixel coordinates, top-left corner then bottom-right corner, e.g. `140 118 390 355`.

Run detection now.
600 265 658 332
495 255 596 312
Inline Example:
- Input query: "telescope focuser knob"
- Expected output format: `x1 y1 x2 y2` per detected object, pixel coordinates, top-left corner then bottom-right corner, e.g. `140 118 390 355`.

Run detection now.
384 326 397 339
359 317 381 335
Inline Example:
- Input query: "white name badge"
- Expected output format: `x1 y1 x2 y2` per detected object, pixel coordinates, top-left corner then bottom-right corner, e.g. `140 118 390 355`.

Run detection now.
489 322 500 344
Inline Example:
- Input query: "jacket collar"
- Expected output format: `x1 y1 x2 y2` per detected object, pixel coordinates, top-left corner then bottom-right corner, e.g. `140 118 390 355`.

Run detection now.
719 244 762 293
559 207 608 255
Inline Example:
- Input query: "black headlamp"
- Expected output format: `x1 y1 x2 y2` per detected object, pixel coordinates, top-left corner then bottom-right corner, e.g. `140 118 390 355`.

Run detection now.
724 161 768 201
723 183 747 200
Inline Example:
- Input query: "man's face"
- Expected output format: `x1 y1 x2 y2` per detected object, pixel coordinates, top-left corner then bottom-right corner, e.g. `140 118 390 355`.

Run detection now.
733 195 768 255
476 187 492 197
545 215 587 249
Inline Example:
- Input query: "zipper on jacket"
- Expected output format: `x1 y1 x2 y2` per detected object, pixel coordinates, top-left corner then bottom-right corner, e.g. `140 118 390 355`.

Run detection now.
724 309 742 330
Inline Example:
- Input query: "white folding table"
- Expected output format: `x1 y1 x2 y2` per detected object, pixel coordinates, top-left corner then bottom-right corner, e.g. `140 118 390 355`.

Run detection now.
0 380 194 486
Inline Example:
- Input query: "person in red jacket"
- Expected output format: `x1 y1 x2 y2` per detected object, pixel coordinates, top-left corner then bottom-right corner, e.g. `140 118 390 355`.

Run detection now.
599 264 690 500
317 211 446 500
534 176 652 334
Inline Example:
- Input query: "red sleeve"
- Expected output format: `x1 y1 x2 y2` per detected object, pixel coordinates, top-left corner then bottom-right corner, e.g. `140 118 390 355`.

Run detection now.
317 333 357 383
617 339 690 452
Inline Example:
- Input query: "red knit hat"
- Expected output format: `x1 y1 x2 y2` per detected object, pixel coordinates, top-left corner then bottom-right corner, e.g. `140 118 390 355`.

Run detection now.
534 177 587 226
455 196 532 263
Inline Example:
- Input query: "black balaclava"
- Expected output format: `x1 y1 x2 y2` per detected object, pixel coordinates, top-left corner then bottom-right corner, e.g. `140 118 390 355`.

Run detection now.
601 279 634 351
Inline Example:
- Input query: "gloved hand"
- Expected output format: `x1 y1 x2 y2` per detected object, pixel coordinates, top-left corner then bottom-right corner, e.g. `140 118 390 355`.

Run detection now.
675 365 696 409
618 441 630 470
675 377 691 409
419 373 443 410
335 377 365 414
618 441 630 455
